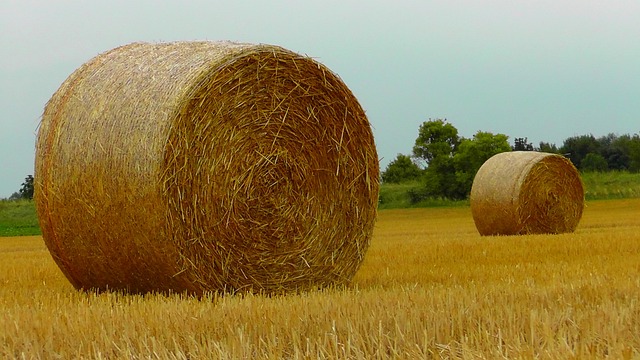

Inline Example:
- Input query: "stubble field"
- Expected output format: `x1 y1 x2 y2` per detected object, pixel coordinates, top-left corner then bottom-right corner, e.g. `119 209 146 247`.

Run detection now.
1 199 639 359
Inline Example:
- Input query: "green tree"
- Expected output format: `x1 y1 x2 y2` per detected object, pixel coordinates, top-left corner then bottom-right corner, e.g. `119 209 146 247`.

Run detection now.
512 137 534 151
629 134 640 172
602 134 633 170
560 135 600 169
417 127 511 201
538 142 559 153
412 119 460 165
581 153 608 172
421 156 461 200
19 175 34 200
453 131 511 197
381 154 422 183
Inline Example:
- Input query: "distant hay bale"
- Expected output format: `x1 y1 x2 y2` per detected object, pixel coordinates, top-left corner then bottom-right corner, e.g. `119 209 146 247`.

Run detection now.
470 151 584 236
34 41 379 295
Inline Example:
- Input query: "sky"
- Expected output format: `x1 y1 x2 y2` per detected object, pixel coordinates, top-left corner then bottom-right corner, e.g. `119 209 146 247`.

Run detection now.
1 0 639 198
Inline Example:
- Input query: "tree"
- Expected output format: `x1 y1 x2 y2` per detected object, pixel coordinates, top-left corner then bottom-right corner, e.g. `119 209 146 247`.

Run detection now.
512 137 534 151
603 134 632 170
538 142 559 154
410 119 463 200
381 154 422 183
412 119 460 165
560 134 600 169
629 134 640 172
453 131 511 197
417 127 511 201
19 175 34 200
581 153 608 172
421 156 461 200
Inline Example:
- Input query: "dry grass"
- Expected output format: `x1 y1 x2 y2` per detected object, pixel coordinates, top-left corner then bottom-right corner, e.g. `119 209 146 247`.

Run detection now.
470 151 584 236
34 41 378 295
2 199 640 359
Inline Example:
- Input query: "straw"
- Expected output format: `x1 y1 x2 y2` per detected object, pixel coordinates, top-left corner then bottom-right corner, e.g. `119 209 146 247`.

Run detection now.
34 41 379 295
470 151 584 236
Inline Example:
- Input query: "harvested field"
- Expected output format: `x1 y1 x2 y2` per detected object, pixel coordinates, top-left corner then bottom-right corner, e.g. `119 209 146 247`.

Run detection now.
2 199 640 358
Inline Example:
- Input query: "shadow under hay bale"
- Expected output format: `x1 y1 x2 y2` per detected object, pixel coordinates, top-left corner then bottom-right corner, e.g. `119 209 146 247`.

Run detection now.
470 151 584 236
34 41 379 295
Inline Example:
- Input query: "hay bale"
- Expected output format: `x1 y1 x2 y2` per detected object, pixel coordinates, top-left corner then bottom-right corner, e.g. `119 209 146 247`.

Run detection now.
34 41 379 295
470 151 584 236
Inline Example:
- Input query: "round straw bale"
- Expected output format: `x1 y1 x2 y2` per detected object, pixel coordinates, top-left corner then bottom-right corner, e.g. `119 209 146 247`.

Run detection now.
470 151 584 236
34 41 379 295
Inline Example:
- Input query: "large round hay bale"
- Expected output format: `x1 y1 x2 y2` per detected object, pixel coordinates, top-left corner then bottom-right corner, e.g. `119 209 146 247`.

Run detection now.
34 41 379 295
470 151 584 236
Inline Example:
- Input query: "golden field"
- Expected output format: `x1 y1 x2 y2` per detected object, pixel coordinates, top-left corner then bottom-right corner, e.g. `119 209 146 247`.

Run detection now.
1 199 639 359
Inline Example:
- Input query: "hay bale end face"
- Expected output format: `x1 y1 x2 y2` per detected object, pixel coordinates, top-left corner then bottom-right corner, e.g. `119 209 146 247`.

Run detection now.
34 41 379 295
470 151 584 236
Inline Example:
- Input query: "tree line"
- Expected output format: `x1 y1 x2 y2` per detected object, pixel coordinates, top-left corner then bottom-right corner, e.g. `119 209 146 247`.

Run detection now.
6 175 34 200
381 119 640 201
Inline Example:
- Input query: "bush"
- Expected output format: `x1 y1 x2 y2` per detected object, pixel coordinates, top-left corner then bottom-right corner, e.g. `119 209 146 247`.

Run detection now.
381 154 422 183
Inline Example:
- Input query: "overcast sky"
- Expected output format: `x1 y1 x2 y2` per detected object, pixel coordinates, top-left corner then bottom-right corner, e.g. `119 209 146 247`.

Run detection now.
1 1 639 197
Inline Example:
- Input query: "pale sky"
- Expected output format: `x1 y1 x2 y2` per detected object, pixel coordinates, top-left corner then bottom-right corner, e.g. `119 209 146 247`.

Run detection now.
1 0 639 197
